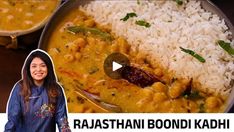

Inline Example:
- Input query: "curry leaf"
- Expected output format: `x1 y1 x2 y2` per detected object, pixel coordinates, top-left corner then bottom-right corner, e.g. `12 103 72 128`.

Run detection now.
67 26 86 33
135 20 151 28
217 40 234 55
120 12 137 21
67 26 113 41
180 47 206 63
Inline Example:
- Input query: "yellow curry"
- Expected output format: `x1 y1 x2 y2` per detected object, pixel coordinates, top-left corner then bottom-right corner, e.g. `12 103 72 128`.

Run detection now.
47 9 227 113
0 0 59 31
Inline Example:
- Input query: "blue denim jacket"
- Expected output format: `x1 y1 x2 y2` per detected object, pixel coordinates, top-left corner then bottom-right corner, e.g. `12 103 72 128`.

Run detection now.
4 82 70 132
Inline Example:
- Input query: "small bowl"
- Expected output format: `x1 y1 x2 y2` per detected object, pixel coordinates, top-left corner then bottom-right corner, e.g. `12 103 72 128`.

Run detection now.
0 0 62 49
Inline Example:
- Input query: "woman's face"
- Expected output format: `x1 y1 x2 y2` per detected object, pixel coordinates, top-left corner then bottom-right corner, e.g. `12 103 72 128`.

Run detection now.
30 57 48 86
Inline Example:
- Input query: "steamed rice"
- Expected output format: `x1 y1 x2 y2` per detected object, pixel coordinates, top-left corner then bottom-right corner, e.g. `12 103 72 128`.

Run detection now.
80 0 234 96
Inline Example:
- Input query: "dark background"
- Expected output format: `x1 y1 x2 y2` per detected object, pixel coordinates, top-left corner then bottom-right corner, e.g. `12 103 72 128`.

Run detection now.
0 0 234 113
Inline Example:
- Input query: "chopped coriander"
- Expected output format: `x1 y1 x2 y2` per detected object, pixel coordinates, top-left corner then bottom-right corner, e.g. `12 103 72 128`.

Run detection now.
180 47 206 63
120 12 137 21
135 20 151 28
175 0 183 5
183 91 203 100
217 40 234 55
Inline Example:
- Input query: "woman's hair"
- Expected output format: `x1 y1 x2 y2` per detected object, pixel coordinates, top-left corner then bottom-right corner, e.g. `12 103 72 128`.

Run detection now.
20 49 59 112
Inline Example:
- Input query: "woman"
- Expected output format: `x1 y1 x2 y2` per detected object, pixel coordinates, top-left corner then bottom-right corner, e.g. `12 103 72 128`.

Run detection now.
5 49 71 132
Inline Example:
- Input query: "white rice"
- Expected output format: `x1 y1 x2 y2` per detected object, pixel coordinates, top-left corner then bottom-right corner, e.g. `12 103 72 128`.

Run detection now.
80 0 234 96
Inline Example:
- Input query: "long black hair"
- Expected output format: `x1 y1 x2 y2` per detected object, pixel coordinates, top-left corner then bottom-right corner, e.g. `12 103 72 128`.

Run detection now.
20 49 59 112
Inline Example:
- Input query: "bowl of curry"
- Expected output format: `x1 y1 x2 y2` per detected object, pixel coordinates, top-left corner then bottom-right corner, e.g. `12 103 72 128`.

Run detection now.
39 0 234 113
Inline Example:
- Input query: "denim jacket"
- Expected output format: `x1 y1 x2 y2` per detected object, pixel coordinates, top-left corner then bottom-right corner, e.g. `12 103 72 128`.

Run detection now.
4 82 71 132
